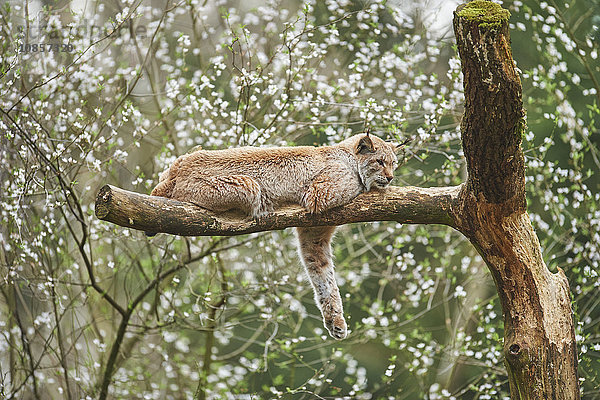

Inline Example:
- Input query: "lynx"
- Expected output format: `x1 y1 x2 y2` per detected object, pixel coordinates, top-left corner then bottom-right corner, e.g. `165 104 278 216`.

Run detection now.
150 133 402 339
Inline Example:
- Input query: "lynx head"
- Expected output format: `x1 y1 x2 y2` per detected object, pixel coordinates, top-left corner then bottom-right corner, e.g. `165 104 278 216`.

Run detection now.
344 132 405 191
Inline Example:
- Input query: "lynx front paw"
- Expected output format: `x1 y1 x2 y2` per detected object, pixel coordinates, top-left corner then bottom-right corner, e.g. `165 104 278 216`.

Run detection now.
324 313 347 340
321 297 347 340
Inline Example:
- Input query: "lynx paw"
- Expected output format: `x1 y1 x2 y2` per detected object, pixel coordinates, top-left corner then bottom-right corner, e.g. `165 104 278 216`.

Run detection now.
321 297 347 339
324 313 348 340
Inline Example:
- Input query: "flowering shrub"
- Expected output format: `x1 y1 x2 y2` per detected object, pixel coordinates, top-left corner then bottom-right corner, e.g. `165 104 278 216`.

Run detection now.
0 0 597 398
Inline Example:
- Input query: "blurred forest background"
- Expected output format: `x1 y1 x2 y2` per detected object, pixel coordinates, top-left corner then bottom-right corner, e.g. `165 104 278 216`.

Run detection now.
0 0 599 398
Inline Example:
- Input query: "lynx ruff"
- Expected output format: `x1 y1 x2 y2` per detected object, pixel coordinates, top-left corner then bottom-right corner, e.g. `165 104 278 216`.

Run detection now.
150 133 403 339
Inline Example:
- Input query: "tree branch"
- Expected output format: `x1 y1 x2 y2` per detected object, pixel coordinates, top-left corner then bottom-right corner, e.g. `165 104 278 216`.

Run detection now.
94 184 462 236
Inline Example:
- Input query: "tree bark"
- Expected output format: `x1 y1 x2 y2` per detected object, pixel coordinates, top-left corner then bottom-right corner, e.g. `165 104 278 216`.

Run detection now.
452 2 579 398
94 1 580 398
95 184 461 236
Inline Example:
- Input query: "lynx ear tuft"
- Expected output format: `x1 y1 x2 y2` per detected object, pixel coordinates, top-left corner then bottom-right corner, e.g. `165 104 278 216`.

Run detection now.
356 134 375 154
388 137 410 154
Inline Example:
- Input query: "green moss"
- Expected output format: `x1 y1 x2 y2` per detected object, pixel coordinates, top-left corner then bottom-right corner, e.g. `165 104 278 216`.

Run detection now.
457 0 511 29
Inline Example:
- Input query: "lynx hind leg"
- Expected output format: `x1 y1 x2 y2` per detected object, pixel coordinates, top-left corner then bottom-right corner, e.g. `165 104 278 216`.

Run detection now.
147 166 179 236
296 226 347 340
172 175 265 218
150 178 176 198
151 154 192 198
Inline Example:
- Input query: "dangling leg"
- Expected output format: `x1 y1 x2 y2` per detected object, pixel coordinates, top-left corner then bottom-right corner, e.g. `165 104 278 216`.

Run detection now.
296 226 347 340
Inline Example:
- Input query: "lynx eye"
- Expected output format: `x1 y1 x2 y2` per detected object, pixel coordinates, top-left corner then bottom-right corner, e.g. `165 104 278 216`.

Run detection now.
376 159 385 166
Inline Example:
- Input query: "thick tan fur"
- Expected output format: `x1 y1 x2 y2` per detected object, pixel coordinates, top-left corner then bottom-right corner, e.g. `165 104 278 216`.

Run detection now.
150 134 400 339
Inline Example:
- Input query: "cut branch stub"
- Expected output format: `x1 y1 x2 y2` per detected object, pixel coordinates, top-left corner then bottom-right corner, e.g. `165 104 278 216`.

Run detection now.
454 0 526 207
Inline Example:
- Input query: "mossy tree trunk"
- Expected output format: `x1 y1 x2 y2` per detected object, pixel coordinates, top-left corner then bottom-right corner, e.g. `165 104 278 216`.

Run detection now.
452 2 579 398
